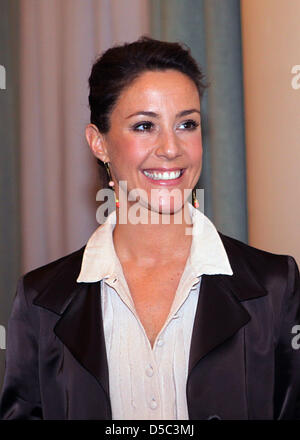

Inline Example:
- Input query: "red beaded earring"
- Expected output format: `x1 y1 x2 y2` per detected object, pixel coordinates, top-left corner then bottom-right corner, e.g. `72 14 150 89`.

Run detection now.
192 188 199 209
104 162 119 208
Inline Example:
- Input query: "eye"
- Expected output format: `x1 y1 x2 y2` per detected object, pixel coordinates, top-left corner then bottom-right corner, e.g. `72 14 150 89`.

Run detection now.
178 119 200 130
132 121 154 132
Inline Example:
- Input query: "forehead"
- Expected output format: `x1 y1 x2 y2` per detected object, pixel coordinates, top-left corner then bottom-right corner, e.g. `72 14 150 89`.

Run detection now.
112 70 200 115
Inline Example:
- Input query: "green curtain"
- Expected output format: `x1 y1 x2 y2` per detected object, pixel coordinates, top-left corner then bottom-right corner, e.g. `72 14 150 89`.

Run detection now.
150 0 248 243
0 0 21 388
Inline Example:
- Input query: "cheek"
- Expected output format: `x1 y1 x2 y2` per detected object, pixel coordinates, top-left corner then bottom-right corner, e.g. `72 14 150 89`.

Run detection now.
109 135 150 172
125 138 149 163
186 135 203 165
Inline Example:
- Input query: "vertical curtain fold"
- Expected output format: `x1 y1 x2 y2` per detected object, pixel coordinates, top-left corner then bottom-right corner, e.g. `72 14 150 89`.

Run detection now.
150 0 248 242
203 0 248 241
0 0 21 388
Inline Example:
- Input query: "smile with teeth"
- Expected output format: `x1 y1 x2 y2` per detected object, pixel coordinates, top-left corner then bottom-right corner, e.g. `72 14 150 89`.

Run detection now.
143 169 183 180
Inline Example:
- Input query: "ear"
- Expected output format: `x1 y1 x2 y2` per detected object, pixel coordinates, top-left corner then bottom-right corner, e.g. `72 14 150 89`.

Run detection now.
85 123 110 163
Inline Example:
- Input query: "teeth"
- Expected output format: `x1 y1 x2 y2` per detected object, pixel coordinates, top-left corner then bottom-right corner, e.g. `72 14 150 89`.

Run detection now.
143 170 182 180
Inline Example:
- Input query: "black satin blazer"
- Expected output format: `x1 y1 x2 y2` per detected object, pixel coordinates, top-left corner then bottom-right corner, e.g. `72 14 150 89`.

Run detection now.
1 232 300 420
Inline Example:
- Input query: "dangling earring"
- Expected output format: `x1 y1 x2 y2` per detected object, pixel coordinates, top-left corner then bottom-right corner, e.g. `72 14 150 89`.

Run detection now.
192 187 199 209
104 162 119 208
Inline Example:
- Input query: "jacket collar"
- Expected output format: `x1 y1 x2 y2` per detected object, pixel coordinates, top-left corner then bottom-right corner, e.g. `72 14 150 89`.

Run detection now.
32 231 267 417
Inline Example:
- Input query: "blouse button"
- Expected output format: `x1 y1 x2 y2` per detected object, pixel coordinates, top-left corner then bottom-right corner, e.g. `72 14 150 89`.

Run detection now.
157 339 164 347
146 365 154 377
150 399 158 410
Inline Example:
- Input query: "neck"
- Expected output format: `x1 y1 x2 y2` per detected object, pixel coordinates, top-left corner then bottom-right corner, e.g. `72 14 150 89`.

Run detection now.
112 203 193 267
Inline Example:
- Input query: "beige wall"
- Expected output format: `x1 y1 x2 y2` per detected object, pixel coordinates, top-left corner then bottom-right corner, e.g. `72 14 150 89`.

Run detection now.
241 0 300 265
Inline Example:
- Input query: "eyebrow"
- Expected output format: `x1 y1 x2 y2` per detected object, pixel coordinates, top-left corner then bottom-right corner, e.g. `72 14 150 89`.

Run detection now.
125 109 201 119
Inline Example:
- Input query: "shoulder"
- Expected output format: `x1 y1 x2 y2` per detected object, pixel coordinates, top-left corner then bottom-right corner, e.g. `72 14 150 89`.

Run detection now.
219 231 291 267
21 245 86 302
7 246 87 330
218 231 298 296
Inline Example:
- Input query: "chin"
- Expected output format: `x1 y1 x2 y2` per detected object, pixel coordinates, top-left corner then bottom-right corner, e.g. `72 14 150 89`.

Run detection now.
149 197 185 216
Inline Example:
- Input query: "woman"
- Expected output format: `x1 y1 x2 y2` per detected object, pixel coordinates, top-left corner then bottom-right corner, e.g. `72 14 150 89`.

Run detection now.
1 36 300 420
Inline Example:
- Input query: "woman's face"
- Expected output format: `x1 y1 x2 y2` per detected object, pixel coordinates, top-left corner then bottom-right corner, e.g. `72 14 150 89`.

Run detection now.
88 69 203 215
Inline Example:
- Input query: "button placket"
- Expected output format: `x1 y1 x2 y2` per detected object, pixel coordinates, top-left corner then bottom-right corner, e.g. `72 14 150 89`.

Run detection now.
145 351 161 414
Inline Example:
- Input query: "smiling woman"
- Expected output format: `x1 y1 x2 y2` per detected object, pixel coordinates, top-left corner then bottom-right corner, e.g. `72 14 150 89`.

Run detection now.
86 68 203 215
1 36 300 421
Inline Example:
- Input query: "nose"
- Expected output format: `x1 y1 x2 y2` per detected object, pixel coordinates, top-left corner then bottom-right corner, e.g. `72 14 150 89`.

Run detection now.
154 128 182 160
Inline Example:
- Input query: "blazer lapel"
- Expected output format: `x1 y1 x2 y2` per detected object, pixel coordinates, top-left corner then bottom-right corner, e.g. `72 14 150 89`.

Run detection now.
188 274 251 375
53 281 110 401
188 232 268 377
32 247 111 418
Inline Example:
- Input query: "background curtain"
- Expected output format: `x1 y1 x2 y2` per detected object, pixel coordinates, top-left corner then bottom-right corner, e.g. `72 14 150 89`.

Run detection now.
0 0 20 389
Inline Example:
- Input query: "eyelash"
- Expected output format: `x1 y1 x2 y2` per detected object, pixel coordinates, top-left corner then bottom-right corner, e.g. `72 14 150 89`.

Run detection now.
132 119 200 132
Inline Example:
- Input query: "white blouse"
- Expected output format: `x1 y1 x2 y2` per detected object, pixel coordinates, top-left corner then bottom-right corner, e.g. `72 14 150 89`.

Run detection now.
77 203 233 419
